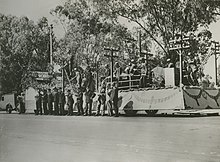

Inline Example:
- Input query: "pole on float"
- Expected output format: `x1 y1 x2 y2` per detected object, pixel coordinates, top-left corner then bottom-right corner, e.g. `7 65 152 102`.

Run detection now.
104 48 119 85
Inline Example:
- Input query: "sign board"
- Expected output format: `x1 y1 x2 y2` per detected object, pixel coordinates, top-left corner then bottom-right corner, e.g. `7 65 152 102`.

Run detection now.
31 71 53 81
164 68 175 87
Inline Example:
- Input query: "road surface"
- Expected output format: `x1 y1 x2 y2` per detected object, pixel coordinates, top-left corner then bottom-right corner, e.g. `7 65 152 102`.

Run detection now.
0 112 220 162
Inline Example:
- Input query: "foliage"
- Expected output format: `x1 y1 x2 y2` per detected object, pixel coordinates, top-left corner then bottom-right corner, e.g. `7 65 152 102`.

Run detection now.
93 0 220 57
0 14 57 93
51 0 137 72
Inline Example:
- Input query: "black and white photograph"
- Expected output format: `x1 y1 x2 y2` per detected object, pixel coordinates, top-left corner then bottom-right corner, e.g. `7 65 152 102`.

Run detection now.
1 0 220 161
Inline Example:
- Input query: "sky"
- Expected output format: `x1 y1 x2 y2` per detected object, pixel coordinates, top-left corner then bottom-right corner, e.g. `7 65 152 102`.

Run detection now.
1 0 220 41
0 0 65 38
1 0 220 81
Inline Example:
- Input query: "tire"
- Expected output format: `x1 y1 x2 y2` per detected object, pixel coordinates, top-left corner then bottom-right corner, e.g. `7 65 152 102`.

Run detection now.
124 110 138 116
145 110 158 116
6 104 12 114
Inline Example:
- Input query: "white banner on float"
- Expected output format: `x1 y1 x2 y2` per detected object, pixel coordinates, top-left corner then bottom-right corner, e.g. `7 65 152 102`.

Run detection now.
118 88 185 110
164 68 175 87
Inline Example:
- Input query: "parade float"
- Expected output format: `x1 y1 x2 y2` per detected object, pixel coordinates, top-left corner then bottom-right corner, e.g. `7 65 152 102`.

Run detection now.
106 36 220 116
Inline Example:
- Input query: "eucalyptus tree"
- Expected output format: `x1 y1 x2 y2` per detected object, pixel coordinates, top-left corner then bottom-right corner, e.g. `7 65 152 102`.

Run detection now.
0 14 56 93
51 0 136 71
93 0 220 57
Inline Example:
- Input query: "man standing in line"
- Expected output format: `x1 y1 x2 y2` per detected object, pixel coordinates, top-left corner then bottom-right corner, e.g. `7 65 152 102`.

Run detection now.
42 89 48 115
47 88 53 115
75 85 83 116
58 88 65 115
35 90 42 115
84 87 93 116
110 82 119 117
66 89 74 116
53 87 59 115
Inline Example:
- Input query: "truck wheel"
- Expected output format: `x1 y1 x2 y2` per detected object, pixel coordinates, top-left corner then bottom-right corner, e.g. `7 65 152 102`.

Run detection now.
145 110 158 116
124 110 138 116
6 104 12 114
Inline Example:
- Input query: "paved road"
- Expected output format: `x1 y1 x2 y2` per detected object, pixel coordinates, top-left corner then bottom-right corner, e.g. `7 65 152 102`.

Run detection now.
0 113 220 162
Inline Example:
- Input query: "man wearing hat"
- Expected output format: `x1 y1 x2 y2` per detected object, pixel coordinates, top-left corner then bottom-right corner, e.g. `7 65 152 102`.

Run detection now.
104 64 110 77
58 87 65 115
73 67 82 88
47 88 53 115
110 82 119 117
95 84 106 116
74 85 83 116
42 89 48 115
66 89 74 116
53 87 59 115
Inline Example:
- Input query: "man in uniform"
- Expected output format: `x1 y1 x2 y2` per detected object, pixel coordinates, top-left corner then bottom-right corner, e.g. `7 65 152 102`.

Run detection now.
58 87 65 115
47 88 53 115
104 64 111 77
84 87 93 116
66 89 74 116
110 82 119 117
35 90 42 115
53 87 59 115
75 85 83 116
42 89 48 115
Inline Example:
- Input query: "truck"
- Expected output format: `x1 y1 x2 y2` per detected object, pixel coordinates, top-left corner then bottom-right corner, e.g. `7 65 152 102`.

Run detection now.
0 93 17 113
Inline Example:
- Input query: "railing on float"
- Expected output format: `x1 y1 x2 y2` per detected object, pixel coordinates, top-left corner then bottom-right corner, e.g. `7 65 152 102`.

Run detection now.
104 74 143 90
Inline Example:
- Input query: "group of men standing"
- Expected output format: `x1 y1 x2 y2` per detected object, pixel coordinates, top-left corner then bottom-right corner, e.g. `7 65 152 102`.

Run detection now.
34 64 119 117
35 87 66 115
34 81 119 117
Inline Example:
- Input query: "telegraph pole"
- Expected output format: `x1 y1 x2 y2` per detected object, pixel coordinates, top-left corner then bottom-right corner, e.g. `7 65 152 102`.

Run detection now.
49 24 53 65
104 47 119 84
139 31 153 77
62 60 65 92
169 34 190 87
211 41 220 86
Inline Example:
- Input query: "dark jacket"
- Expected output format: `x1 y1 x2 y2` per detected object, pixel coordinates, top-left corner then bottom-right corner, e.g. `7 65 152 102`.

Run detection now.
58 92 65 104
42 93 48 103
53 92 59 103
47 92 53 103
110 87 118 102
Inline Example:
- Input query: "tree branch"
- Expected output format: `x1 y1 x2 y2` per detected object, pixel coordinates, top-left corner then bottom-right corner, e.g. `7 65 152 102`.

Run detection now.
117 12 168 55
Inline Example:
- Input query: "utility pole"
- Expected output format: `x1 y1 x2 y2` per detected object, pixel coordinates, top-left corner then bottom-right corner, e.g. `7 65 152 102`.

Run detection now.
211 41 220 86
95 54 100 91
104 47 119 84
139 31 142 58
49 24 53 65
139 31 153 77
62 60 65 92
169 34 190 87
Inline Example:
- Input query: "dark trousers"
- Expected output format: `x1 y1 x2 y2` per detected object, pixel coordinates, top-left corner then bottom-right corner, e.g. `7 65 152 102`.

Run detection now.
54 102 59 115
84 100 93 115
36 101 42 115
19 102 25 114
59 103 64 115
67 103 73 115
113 100 118 117
48 102 53 115
43 102 48 115
76 99 83 115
